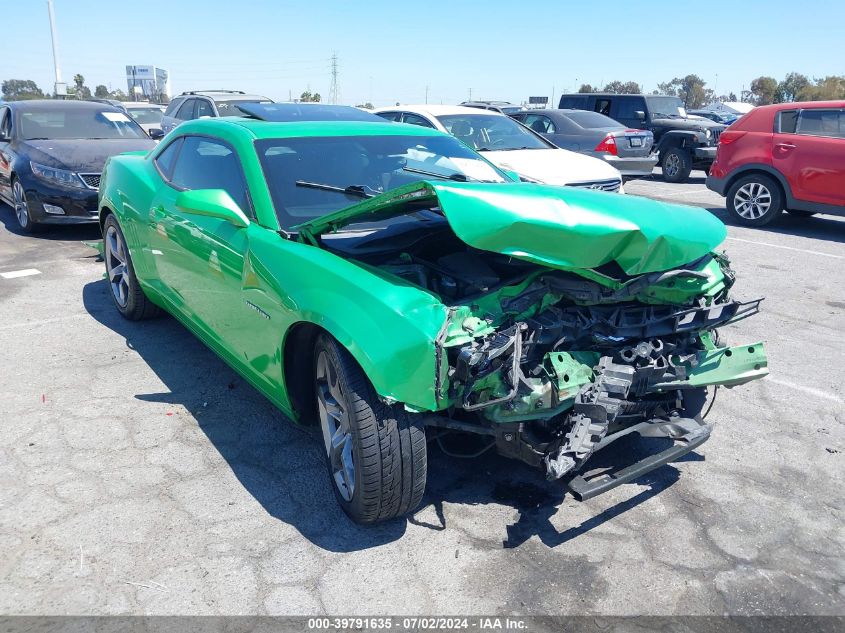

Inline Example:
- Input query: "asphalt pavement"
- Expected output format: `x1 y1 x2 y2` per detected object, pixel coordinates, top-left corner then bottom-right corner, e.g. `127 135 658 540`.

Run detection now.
1 170 843 616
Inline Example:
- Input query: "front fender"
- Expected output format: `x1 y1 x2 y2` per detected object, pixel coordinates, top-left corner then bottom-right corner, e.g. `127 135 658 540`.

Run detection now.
246 232 449 412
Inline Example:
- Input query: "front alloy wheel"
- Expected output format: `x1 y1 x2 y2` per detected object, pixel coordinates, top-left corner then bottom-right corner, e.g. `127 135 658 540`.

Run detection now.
313 333 427 524
105 223 131 309
12 179 36 233
102 214 161 320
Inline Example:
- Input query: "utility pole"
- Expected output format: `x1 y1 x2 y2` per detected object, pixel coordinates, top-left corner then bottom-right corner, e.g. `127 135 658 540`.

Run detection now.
46 0 66 98
425 85 429 104
328 52 339 105
468 87 472 101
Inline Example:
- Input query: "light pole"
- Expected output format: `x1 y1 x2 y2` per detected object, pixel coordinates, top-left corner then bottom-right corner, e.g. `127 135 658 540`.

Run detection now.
46 0 67 98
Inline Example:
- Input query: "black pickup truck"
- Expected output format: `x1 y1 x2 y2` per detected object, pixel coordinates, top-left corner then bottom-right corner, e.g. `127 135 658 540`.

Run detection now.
559 93 726 183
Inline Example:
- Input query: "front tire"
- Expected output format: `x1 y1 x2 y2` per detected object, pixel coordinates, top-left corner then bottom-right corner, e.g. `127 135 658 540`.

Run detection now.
661 147 692 183
314 333 427 524
726 174 784 226
12 178 38 233
103 214 161 320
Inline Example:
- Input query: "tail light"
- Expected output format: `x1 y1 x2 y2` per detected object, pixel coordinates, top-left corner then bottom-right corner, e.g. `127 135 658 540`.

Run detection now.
717 130 747 145
594 134 618 155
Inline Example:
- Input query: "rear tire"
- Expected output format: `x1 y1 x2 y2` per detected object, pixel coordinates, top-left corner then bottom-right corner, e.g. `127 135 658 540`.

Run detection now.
314 333 427 524
661 147 692 183
726 174 784 226
103 214 161 320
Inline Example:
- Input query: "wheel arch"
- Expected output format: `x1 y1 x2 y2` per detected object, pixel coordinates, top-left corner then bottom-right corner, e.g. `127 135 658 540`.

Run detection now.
281 321 326 425
723 164 792 204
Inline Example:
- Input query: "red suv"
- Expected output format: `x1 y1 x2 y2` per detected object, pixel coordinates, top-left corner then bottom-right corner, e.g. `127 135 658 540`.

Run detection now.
707 101 845 226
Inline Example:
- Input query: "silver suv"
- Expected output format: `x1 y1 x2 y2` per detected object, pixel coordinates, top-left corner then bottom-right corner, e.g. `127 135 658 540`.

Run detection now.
159 90 273 134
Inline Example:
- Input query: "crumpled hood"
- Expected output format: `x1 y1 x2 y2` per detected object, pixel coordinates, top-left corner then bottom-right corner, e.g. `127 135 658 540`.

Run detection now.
24 139 156 172
297 181 727 276
480 148 621 186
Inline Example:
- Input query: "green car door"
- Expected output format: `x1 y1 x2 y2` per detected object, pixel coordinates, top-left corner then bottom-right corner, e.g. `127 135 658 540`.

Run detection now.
147 135 253 355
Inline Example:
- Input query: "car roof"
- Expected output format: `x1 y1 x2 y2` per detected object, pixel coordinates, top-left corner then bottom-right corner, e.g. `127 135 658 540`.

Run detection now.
180 91 271 102
122 102 164 108
6 99 124 111
236 102 382 122
752 100 845 112
374 104 504 117
177 117 449 140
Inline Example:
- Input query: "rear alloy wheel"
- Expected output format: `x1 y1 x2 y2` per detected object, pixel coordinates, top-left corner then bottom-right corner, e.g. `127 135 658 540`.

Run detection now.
12 179 37 233
661 147 692 183
103 214 161 320
727 174 784 226
314 333 427 524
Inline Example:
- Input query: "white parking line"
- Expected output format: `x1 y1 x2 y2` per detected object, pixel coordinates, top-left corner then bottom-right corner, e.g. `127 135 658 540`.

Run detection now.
766 377 844 405
0 268 41 279
0 313 87 332
726 237 844 260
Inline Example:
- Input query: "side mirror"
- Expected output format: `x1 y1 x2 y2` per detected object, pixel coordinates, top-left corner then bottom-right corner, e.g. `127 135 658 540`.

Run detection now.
175 189 250 228
634 110 646 120
148 128 165 140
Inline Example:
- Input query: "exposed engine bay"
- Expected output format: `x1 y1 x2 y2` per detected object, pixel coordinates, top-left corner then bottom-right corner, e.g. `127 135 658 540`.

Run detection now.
322 216 768 496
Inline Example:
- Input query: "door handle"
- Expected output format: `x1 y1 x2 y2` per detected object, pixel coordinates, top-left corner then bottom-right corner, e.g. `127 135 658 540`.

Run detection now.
775 143 796 150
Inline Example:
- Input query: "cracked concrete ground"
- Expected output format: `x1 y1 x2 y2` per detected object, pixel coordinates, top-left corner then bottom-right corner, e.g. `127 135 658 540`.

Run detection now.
1 173 843 616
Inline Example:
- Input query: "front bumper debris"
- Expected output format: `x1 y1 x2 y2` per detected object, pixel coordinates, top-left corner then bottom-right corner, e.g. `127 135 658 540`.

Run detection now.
566 416 710 500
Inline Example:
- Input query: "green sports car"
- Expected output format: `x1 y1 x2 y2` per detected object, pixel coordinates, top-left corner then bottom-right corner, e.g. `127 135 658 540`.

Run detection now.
98 107 768 523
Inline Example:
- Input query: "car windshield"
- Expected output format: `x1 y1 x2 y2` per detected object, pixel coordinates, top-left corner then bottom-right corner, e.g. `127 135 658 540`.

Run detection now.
564 110 620 129
19 108 147 140
646 96 687 118
126 107 164 124
256 134 508 229
436 113 550 151
216 99 272 117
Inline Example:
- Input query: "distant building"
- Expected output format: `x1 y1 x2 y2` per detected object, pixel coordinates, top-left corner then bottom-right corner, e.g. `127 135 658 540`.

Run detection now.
126 65 170 103
706 101 755 115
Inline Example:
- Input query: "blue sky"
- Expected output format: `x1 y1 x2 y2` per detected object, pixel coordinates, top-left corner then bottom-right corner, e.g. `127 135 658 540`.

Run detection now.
3 0 842 105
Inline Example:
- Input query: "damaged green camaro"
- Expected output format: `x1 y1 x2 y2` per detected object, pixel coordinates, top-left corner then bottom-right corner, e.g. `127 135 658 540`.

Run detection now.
98 112 768 523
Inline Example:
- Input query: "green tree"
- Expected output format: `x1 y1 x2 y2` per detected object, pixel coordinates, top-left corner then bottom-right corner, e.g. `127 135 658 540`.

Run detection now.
94 85 109 99
577 84 595 93
602 80 641 94
1 79 45 100
776 72 810 102
70 73 91 99
749 76 779 105
355 102 374 110
299 90 322 103
657 75 712 108
798 75 845 101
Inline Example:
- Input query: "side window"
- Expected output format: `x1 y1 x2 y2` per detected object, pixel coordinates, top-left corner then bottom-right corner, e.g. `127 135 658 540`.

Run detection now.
401 113 435 128
777 110 798 134
153 137 184 180
0 108 11 140
195 99 214 118
163 97 184 117
522 114 555 134
796 109 844 139
170 136 252 215
594 98 612 117
613 97 647 121
375 111 402 122
176 99 196 120
560 96 588 109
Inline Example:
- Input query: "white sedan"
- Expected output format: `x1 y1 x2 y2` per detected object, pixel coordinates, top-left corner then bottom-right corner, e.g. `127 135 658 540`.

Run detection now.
372 105 624 192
